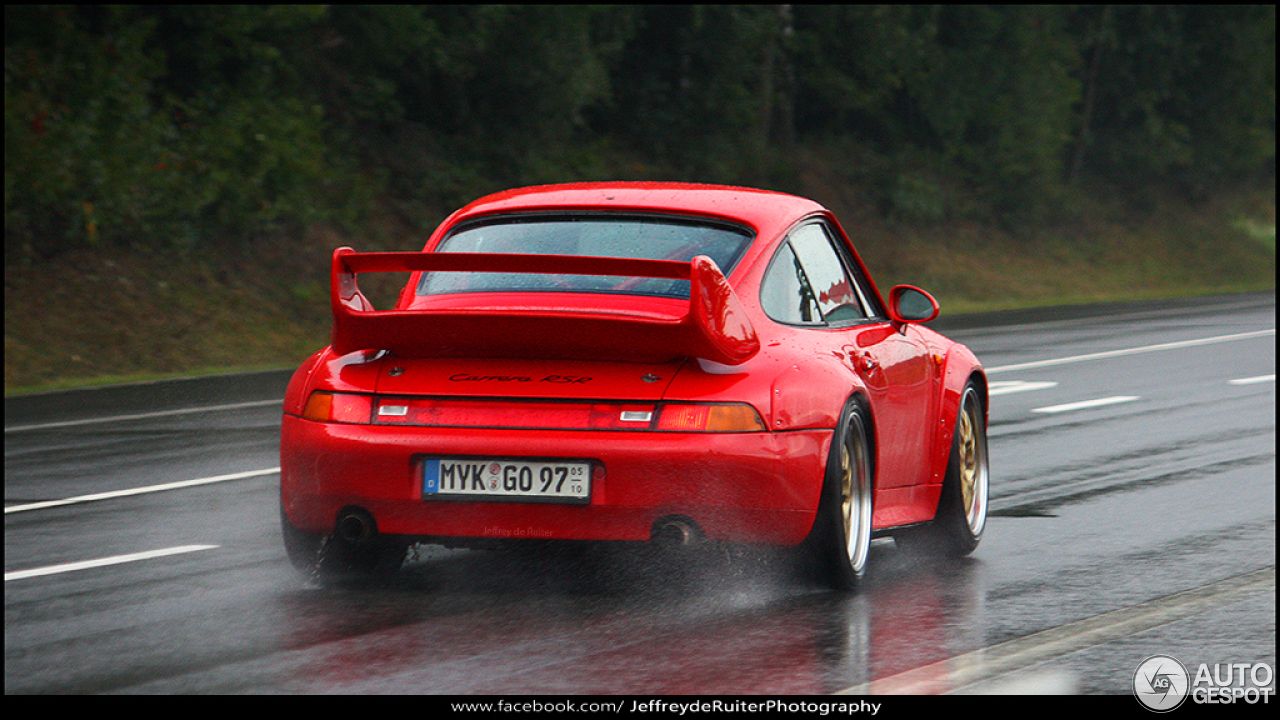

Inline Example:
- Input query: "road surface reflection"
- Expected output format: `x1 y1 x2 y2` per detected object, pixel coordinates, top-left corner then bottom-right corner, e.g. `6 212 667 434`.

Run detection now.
272 540 988 694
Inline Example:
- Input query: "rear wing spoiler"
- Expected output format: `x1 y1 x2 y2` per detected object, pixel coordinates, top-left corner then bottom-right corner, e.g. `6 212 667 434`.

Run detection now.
329 247 760 365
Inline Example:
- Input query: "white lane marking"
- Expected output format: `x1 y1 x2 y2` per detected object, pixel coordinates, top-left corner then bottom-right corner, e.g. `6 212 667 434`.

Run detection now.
3 467 280 515
986 329 1275 374
6 332 1268 430
837 565 1275 695
1230 374 1275 385
3 399 282 434
1032 396 1139 414
5 545 219 582
988 381 1059 396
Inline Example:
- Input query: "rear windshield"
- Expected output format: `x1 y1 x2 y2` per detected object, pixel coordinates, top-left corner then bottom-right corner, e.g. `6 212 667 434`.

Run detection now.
416 215 753 299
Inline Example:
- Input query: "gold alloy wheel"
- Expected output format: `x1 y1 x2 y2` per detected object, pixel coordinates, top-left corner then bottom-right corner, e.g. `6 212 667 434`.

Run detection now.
956 388 988 535
841 412 872 573
958 403 976 512
840 440 852 539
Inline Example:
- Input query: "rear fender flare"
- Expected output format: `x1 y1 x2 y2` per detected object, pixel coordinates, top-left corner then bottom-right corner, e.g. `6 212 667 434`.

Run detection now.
769 356 859 431
282 350 325 417
282 347 387 418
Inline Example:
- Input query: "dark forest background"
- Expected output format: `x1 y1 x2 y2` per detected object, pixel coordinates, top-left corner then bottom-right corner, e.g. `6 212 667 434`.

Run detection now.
4 6 1275 390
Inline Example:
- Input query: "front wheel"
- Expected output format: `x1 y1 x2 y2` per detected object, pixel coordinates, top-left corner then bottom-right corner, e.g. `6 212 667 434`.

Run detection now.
899 382 989 556
805 401 874 590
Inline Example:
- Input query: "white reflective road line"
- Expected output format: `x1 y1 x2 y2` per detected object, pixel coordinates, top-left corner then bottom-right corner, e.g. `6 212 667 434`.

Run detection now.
5 545 219 582
3 399 282 434
3 467 280 515
986 329 1275 374
1032 396 1139 414
988 381 1059 396
7 333 1267 430
1230 374 1275 385
836 565 1275 695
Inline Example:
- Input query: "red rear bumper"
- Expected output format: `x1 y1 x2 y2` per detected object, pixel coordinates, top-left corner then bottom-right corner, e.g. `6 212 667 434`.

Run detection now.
280 415 829 546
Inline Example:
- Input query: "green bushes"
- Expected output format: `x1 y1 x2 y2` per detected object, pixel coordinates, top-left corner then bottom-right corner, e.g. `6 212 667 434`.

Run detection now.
5 6 337 260
5 5 1274 259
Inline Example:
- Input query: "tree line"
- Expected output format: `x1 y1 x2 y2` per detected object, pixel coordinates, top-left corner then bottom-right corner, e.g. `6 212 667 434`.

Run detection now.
5 5 1274 260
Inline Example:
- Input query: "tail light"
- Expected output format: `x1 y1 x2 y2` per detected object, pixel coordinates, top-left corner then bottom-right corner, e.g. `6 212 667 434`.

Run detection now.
301 391 373 424
654 403 766 432
299 393 765 433
372 397 656 431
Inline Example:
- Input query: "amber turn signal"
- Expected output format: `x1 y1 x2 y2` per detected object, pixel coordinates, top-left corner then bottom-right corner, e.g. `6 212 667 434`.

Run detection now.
655 403 766 433
302 391 373 424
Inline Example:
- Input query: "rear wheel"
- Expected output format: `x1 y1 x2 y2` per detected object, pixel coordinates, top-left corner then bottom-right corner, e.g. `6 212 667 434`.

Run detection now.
806 400 874 590
281 505 406 581
281 505 324 571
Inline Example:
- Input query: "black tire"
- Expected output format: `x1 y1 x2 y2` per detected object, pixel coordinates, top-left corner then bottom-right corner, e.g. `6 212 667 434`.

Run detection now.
281 504 324 571
805 400 874 590
898 382 989 556
281 505 406 580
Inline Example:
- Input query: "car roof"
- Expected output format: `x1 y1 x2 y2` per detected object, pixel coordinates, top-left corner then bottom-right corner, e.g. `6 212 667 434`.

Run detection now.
438 182 829 239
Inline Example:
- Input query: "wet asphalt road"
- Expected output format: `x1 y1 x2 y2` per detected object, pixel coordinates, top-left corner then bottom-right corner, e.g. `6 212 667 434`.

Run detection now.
4 292 1275 695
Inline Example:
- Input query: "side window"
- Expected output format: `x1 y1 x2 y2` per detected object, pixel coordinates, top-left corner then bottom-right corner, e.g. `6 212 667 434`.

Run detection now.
760 242 823 324
790 223 869 324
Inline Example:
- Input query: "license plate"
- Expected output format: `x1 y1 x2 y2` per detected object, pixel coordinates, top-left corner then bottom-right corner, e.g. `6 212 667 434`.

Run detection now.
422 457 591 503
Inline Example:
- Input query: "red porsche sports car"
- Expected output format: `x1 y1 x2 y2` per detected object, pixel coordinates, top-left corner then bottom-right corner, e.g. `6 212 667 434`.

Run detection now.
280 182 989 588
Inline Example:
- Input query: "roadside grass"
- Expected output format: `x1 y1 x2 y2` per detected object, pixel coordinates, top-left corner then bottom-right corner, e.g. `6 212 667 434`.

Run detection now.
5 180 1273 396
819 179 1275 315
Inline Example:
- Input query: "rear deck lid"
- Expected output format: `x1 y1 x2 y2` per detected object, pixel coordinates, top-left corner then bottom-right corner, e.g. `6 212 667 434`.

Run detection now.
373 357 682 400
367 357 686 431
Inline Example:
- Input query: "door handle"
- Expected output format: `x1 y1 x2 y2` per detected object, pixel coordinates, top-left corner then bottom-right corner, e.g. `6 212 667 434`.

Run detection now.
844 345 880 375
